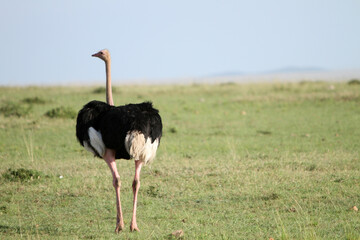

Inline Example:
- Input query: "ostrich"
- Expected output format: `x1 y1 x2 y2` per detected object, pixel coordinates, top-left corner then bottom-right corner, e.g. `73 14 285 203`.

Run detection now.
76 49 162 232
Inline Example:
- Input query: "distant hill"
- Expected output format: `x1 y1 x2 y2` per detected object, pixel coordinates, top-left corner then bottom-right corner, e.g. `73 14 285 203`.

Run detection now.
206 71 245 77
196 68 360 85
208 67 326 78
262 66 326 74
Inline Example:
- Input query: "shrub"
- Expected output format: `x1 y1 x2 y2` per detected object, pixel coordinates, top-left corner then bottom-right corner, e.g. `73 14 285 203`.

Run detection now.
2 168 45 182
21 97 46 104
146 185 163 198
348 79 360 85
92 87 117 94
0 101 31 117
92 87 106 94
45 106 76 119
168 127 177 134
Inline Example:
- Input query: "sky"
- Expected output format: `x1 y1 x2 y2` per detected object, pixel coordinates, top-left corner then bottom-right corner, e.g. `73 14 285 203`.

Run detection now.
0 0 360 85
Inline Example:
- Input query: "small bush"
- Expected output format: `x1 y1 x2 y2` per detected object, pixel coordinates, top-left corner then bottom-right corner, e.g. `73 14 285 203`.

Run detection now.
306 164 317 171
261 192 279 201
0 102 31 117
257 130 272 135
146 185 163 198
169 127 177 134
0 206 7 214
21 97 46 104
92 87 106 94
45 106 76 119
92 87 117 94
220 82 236 86
2 168 45 182
348 79 360 85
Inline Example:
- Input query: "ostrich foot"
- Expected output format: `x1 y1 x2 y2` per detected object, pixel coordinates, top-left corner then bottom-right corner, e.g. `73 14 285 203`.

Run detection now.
130 221 140 232
115 221 125 233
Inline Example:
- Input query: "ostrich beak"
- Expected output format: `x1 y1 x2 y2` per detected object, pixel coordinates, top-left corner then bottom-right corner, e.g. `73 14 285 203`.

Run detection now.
92 53 99 57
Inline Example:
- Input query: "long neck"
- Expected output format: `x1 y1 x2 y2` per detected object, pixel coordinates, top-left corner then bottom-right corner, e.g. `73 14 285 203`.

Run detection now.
105 59 114 106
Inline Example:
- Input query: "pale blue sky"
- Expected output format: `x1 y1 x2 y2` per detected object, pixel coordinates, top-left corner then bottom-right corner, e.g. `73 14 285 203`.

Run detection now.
1 0 359 85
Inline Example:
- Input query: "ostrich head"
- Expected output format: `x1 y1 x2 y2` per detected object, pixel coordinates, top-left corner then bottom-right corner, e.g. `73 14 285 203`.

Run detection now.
92 49 110 62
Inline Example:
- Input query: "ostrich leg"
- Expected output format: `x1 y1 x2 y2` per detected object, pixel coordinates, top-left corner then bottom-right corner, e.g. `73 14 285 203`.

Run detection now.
130 160 143 231
104 149 124 233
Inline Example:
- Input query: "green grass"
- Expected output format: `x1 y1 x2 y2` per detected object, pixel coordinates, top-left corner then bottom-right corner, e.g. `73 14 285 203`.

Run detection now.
0 82 359 239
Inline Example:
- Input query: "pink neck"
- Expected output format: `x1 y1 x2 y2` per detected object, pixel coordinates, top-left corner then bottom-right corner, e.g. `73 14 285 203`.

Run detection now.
105 60 114 106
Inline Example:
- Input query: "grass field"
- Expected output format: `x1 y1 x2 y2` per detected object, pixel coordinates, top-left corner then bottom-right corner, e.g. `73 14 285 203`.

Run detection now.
0 81 359 239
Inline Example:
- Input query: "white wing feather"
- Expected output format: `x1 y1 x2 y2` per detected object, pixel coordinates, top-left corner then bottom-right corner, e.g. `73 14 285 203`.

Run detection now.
88 127 105 157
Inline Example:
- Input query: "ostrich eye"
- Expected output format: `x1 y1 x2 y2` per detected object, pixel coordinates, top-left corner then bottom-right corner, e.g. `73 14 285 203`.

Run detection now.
100 51 104 55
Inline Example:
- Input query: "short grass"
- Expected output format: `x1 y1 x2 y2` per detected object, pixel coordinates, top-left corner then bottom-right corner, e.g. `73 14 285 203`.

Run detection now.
0 81 359 239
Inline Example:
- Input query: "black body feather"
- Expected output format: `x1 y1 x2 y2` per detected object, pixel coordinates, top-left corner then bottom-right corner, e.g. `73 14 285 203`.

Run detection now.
76 100 162 159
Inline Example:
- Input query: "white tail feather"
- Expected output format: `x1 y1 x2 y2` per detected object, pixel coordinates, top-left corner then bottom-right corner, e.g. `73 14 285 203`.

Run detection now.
125 131 159 164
